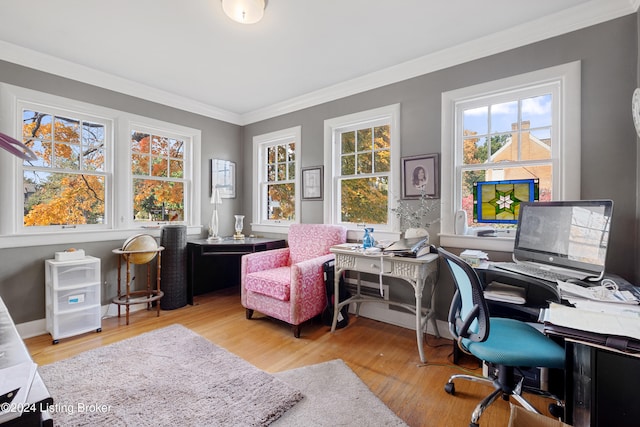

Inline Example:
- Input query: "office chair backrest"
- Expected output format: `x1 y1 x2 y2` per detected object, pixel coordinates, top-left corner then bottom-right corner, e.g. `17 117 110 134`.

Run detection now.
438 247 490 343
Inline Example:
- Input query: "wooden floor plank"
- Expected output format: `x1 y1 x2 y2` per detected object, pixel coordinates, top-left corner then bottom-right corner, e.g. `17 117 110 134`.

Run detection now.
25 287 555 427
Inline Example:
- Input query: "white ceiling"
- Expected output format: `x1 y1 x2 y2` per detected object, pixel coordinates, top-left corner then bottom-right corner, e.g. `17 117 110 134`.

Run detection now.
0 0 637 124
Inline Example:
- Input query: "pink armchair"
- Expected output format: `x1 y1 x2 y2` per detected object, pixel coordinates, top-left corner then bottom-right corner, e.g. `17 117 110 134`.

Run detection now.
241 224 347 337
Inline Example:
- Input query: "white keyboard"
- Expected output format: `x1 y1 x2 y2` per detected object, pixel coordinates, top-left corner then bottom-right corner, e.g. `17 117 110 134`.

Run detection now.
492 262 580 283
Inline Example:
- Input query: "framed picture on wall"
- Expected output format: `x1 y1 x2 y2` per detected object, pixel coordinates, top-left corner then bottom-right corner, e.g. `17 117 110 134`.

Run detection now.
401 153 440 199
210 158 236 199
301 166 323 200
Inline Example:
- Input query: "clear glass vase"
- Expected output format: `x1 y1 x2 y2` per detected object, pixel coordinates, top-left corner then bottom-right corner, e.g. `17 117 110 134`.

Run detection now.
234 215 245 239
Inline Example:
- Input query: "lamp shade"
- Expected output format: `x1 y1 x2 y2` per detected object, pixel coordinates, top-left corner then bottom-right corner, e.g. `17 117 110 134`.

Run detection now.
222 0 265 24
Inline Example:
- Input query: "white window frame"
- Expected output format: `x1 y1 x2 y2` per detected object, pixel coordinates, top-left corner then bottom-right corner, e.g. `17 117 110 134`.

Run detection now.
440 61 581 251
251 126 301 234
0 83 201 249
323 104 401 242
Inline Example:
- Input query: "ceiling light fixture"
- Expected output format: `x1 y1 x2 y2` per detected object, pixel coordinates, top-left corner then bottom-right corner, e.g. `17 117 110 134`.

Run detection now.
221 0 265 24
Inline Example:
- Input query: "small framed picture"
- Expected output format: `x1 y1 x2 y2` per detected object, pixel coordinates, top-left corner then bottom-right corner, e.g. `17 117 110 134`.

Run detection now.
301 166 323 200
210 159 236 199
401 153 440 199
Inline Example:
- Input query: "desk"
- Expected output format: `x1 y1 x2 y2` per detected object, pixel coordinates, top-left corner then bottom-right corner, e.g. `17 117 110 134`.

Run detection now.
329 245 439 363
187 238 286 303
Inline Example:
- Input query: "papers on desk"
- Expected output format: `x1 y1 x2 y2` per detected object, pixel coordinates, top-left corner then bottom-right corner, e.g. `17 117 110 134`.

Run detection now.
542 302 640 342
484 282 526 305
556 280 639 304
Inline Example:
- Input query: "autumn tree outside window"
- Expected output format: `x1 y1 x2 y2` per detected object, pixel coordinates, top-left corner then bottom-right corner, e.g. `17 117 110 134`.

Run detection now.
252 126 301 233
324 104 400 236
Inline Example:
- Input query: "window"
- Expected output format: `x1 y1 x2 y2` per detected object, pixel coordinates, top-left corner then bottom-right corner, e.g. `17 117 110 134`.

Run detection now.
252 126 301 233
0 83 201 248
21 107 109 231
440 62 581 246
131 128 186 223
324 104 400 236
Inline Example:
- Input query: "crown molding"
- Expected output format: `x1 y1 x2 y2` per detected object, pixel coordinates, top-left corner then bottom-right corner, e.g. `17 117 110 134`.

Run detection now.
0 40 243 125
240 0 637 125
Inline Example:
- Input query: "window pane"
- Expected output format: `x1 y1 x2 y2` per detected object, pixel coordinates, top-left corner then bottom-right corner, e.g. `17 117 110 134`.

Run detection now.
287 143 295 162
267 146 276 163
23 171 105 226
357 153 372 174
133 179 184 222
521 129 552 161
132 154 149 175
341 131 355 154
83 147 104 172
169 138 184 159
151 157 168 177
288 163 295 180
373 125 390 149
374 150 390 172
169 159 183 178
463 106 488 135
277 164 286 180
341 154 355 175
340 177 388 224
151 135 169 156
277 145 286 162
463 136 488 164
131 132 149 153
267 183 295 220
489 134 516 162
522 94 552 128
490 101 517 134
53 143 80 169
23 111 52 139
24 139 51 167
267 164 276 181
356 128 372 152
54 116 80 144
82 121 104 146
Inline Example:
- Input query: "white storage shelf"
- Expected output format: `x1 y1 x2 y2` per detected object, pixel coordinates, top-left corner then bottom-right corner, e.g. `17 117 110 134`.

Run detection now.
45 256 102 344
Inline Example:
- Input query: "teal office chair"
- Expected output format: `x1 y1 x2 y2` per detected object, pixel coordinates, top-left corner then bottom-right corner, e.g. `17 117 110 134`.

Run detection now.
438 248 565 427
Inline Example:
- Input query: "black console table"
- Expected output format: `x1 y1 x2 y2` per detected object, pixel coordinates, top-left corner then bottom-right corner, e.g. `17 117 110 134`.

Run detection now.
187 237 286 303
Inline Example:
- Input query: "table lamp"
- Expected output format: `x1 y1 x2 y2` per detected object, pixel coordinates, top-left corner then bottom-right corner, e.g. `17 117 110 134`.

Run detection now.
208 188 223 241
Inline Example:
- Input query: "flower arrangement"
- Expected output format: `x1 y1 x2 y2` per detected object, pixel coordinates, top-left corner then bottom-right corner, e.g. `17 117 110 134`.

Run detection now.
392 188 440 233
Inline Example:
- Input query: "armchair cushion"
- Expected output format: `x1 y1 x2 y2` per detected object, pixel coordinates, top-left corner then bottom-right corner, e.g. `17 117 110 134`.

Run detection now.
245 266 291 301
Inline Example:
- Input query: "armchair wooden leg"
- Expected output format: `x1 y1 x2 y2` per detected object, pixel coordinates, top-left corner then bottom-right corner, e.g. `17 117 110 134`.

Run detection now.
246 309 254 319
292 324 301 338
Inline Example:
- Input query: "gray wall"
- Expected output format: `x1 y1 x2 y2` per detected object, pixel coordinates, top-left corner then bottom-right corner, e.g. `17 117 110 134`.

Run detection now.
0 60 243 323
0 13 638 326
242 15 639 320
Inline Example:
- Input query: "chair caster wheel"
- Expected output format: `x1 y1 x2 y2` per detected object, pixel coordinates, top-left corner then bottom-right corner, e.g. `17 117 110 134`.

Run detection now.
444 382 455 395
52 339 59 345
548 403 564 419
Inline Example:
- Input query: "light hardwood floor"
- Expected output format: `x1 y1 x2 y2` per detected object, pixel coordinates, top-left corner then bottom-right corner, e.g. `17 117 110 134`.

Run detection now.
25 287 552 427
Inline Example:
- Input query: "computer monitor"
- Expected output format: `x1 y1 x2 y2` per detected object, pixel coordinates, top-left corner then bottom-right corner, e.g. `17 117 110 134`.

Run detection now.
473 179 539 224
514 200 614 278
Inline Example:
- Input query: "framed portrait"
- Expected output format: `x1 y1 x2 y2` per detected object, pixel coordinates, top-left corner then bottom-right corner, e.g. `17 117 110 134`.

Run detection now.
210 158 236 199
301 166 323 200
401 153 440 199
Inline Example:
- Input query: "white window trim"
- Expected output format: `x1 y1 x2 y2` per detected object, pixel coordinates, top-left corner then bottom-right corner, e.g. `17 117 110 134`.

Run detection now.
251 126 301 235
323 104 401 242
0 83 201 249
439 61 581 252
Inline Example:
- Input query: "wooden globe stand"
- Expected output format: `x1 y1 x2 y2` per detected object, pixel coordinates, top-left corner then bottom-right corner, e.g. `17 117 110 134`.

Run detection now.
112 246 165 325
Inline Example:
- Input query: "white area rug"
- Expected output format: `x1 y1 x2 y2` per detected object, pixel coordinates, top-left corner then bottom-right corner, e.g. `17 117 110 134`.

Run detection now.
39 324 407 426
39 324 302 426
273 359 407 427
